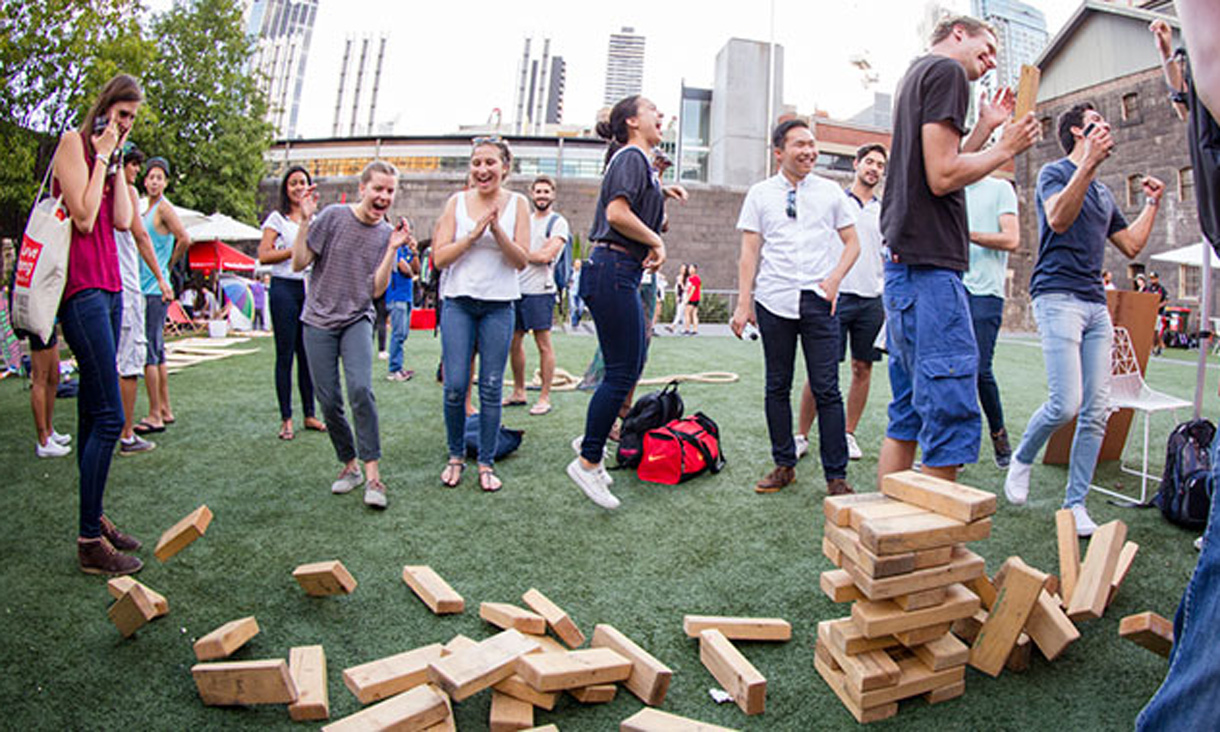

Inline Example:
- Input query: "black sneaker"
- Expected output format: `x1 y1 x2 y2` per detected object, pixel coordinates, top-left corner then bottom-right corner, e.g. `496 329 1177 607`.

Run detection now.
992 428 1013 469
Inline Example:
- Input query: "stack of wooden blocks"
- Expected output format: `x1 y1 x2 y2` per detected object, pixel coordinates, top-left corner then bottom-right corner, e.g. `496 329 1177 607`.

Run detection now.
815 471 995 723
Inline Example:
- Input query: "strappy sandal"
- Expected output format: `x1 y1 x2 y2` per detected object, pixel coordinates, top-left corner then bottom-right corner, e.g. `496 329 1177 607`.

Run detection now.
278 422 295 440
303 416 327 432
441 458 465 488
478 466 502 493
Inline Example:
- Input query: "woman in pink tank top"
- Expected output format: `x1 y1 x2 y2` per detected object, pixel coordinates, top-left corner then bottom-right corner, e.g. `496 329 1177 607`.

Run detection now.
52 73 145 576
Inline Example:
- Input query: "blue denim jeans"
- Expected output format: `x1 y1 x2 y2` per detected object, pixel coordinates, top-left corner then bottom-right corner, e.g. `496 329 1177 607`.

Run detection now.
1013 293 1112 507
269 277 315 421
59 288 124 538
968 294 1006 435
441 296 513 465
578 247 645 464
303 319 380 463
1136 439 1220 730
388 300 411 373
756 295 848 479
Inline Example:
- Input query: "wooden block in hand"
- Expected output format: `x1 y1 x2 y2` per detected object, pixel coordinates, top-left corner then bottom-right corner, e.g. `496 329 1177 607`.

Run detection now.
294 560 357 597
1119 612 1174 658
108 583 157 638
682 615 791 642
522 588 585 648
620 707 741 731
402 565 464 615
591 624 673 706
154 504 212 561
969 557 1047 677
858 513 991 555
1067 520 1128 621
823 492 891 527
289 645 329 721
481 602 547 635
568 683 617 703
1014 64 1041 119
1056 509 1081 605
852 584 979 639
194 616 260 661
820 569 864 603
322 683 448 732
342 643 446 704
515 647 631 692
107 577 168 617
192 659 298 706
1107 541 1140 607
699 629 766 715
426 629 540 702
489 690 533 732
494 673 559 710
1024 589 1080 661
880 470 997 522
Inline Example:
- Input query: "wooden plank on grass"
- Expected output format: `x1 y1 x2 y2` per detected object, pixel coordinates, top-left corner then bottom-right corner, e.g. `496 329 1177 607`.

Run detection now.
515 648 632 692
108 584 157 638
494 673 559 710
192 659 298 706
342 643 446 704
107 577 168 617
851 583 979 638
591 624 673 706
402 565 464 615
569 683 617 703
823 522 916 578
426 629 540 702
288 645 329 721
322 683 448 732
523 588 586 648
194 616 259 661
858 513 991 555
1067 520 1128 621
620 707 742 731
294 560 357 596
823 492 891 527
1056 509 1081 606
880 470 997 522
1024 590 1080 661
154 504 212 561
489 690 534 732
682 615 791 642
969 557 1047 677
421 685 456 732
481 602 546 635
1119 612 1173 658
842 547 985 601
1107 541 1140 607
699 629 766 715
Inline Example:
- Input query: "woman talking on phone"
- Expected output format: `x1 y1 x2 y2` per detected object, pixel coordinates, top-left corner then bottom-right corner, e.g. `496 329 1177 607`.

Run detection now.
568 96 681 509
54 74 145 574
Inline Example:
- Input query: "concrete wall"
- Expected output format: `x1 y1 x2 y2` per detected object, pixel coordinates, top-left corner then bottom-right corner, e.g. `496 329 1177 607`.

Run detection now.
709 39 784 188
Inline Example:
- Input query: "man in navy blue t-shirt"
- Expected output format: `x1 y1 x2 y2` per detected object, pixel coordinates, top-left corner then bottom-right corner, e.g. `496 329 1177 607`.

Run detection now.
1004 102 1165 536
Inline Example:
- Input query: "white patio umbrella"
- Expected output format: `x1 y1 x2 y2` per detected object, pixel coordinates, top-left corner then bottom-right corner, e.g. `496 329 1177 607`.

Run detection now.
185 212 263 242
1150 241 1220 269
138 199 207 230
1151 240 1216 418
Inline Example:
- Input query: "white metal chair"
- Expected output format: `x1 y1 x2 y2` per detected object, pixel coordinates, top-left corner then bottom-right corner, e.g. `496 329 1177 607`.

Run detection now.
1092 326 1193 503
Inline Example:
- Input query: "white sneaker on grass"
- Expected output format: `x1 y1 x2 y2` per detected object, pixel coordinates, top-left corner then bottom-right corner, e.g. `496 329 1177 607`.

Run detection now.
571 435 613 482
567 458 620 509
51 430 71 446
36 439 70 458
793 434 809 460
1070 504 1098 537
363 479 387 509
331 465 364 494
1004 458 1032 505
846 432 863 460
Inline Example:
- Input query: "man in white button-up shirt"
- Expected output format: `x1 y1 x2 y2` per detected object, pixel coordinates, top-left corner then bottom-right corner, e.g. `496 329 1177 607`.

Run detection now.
731 119 861 496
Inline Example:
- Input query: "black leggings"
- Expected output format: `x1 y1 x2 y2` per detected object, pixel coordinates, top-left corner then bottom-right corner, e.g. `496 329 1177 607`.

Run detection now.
374 296 388 352
269 278 315 421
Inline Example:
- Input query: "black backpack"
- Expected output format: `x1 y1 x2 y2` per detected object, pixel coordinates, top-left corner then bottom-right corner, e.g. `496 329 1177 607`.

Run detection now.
1152 419 1215 530
615 381 684 468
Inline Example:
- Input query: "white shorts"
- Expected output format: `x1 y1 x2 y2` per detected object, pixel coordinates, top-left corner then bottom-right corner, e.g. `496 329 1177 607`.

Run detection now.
117 289 148 378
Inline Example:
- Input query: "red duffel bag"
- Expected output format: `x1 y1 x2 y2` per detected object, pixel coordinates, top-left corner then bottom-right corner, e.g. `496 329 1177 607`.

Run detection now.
637 412 726 485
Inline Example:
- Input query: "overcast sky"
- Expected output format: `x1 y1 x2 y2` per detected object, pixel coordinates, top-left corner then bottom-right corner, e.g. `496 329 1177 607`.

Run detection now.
148 0 1077 137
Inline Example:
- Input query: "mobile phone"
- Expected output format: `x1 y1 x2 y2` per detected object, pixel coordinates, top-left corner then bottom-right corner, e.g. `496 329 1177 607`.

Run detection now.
93 115 110 135
1082 122 1097 137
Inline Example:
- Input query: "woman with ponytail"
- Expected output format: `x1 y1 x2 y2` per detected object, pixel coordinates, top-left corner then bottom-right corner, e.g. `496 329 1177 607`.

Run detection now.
567 96 677 509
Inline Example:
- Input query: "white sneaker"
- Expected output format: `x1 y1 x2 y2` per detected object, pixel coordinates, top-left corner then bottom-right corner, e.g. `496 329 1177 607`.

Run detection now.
377 351 389 361
1004 458 1032 505
567 458 620 509
793 434 809 460
36 439 70 458
51 430 71 446
331 465 364 494
363 479 387 509
1194 536 1204 551
1070 504 1098 538
571 435 612 480
845 432 863 460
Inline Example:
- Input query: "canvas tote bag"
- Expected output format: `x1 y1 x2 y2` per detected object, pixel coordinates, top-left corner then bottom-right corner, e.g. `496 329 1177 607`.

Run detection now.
11 153 71 343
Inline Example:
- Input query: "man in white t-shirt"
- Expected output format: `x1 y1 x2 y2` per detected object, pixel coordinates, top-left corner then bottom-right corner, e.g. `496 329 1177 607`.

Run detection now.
731 119 861 496
505 175 569 415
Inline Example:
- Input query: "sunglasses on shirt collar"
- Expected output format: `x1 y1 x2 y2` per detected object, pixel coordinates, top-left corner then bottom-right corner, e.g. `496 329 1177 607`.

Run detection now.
786 188 797 220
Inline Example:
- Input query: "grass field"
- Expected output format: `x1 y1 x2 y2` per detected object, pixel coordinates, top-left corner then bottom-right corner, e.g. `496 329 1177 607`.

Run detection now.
1 328 1215 730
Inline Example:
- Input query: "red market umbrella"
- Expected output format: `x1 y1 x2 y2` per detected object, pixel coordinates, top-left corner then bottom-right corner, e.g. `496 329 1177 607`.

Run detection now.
188 240 256 274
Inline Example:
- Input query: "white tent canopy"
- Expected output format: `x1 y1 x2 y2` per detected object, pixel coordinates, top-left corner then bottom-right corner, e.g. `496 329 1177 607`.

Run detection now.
1149 241 1220 269
185 212 263 242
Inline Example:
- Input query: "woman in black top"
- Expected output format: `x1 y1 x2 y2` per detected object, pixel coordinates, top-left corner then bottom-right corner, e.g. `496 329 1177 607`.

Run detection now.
567 95 680 509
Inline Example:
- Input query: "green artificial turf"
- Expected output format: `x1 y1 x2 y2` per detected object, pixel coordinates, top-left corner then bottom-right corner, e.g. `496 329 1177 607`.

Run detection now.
1 330 1215 730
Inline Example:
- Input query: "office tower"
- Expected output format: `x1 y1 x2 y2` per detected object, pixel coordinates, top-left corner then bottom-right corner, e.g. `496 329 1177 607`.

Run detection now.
513 38 567 135
602 26 645 107
972 0 1049 93
247 0 319 139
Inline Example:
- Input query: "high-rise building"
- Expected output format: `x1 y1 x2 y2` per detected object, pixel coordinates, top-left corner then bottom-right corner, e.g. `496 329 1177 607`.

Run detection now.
602 27 645 107
972 0 1049 95
676 84 712 183
513 38 566 135
545 56 566 126
246 0 319 139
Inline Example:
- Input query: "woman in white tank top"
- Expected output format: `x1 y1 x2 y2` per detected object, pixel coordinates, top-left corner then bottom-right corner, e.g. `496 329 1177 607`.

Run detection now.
432 138 530 492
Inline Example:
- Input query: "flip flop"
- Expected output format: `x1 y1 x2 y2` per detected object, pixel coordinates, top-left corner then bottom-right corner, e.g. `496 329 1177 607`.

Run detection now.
133 420 165 435
478 467 502 493
502 397 527 407
441 459 465 488
278 425 295 441
162 416 176 424
528 402 552 416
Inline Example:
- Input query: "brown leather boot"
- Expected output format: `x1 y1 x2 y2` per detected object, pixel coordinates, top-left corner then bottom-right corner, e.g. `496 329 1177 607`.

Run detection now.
827 478 854 496
100 515 141 551
79 536 143 576
755 465 796 493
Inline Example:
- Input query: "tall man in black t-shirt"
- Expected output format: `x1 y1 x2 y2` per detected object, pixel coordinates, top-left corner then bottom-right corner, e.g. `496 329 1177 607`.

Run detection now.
876 15 1040 484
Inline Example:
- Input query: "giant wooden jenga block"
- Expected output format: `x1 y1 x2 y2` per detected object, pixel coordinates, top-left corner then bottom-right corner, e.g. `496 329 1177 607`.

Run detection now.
154 504 212 561
294 560 358 596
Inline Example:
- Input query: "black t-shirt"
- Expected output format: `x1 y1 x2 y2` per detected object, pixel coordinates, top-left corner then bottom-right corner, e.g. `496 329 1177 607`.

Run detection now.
880 54 971 270
588 146 665 262
1184 55 1220 249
